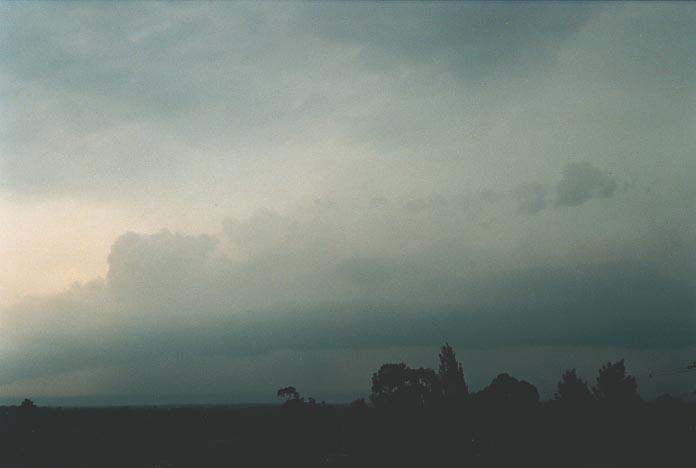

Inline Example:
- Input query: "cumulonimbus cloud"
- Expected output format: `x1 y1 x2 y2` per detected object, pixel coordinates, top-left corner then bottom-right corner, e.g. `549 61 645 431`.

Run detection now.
1 183 693 391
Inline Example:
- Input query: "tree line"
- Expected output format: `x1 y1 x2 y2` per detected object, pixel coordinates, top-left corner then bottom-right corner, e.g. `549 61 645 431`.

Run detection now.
279 343 642 410
6 344 692 467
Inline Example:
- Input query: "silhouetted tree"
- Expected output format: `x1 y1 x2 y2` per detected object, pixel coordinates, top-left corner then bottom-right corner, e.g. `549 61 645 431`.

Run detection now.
478 373 539 409
410 367 442 409
277 386 300 401
370 363 410 409
20 398 36 410
592 360 639 403
370 363 441 409
554 369 592 404
438 343 468 401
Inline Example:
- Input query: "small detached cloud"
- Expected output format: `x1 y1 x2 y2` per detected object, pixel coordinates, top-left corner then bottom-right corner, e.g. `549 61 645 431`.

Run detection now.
508 163 617 215
555 162 618 207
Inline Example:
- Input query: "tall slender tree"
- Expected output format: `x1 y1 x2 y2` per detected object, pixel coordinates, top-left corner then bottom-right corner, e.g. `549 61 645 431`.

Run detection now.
438 343 468 401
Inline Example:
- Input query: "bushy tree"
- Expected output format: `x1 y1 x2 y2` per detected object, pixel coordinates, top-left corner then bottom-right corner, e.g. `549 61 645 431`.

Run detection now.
370 363 441 409
592 360 640 403
478 373 539 409
20 398 36 410
370 363 409 408
277 386 300 401
410 367 442 409
555 369 592 405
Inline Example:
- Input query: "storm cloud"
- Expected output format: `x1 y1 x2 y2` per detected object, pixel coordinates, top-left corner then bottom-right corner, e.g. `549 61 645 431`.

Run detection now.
2 186 694 398
1 2 695 402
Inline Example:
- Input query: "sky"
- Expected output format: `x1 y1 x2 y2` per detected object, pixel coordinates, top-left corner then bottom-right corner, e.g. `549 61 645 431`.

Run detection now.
1 1 695 405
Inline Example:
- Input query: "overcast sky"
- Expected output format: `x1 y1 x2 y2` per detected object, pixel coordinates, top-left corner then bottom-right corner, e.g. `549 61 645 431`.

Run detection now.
1 1 695 404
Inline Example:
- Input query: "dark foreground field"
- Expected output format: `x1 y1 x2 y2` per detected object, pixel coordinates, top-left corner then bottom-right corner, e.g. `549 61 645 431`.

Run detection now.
1 399 694 468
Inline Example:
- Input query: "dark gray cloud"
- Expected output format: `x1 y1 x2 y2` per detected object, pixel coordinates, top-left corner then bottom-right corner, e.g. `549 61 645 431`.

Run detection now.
1 2 695 402
297 2 598 78
556 162 618 207
382 162 618 217
0 3 363 196
1 195 693 391
0 2 603 198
